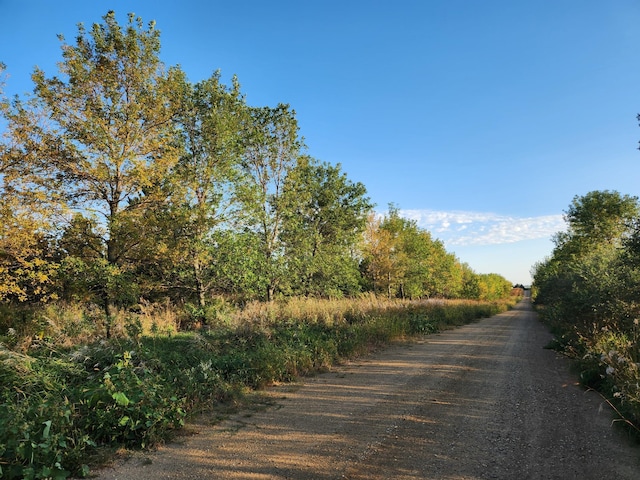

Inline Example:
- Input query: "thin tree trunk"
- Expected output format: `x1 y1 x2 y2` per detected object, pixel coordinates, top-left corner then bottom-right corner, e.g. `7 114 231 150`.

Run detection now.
104 201 119 338
103 290 114 339
194 257 207 309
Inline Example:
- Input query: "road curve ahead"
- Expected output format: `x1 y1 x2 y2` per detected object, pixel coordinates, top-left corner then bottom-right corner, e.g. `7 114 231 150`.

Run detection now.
95 298 639 480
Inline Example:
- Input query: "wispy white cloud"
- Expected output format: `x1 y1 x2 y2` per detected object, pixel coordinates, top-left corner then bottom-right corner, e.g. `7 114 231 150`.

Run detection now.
399 209 565 246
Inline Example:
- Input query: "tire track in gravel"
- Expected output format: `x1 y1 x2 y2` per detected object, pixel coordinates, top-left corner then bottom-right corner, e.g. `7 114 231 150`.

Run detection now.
94 298 639 479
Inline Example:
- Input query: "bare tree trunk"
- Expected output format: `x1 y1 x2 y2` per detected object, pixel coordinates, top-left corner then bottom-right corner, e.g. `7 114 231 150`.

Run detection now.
103 291 114 339
103 233 117 338
194 257 207 308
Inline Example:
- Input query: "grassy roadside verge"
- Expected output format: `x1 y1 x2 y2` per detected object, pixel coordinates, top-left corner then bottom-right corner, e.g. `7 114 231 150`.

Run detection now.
1 296 518 479
536 305 640 438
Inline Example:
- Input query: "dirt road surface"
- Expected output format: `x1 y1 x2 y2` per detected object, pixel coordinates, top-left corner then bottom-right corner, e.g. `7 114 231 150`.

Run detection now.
94 298 639 479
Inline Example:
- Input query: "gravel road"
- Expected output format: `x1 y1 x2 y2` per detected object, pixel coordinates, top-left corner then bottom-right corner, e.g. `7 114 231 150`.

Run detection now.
94 297 639 479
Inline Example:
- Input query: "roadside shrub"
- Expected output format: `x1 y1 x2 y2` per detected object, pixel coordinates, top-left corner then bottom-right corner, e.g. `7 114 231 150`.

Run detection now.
78 351 186 448
577 324 640 429
0 347 94 479
409 313 439 334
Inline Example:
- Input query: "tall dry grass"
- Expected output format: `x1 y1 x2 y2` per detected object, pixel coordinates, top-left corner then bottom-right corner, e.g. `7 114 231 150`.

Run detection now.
1 294 518 352
231 294 510 328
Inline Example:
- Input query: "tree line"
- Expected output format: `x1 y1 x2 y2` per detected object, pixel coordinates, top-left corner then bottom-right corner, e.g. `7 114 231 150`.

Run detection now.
532 190 640 335
532 190 640 427
0 12 512 335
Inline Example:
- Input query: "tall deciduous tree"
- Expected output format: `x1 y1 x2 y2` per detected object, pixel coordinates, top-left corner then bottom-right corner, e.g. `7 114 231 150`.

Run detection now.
420 239 463 298
238 104 303 301
379 206 415 298
281 157 372 297
161 72 246 308
533 190 640 332
554 190 639 258
360 213 392 296
9 11 187 335
1 64 60 303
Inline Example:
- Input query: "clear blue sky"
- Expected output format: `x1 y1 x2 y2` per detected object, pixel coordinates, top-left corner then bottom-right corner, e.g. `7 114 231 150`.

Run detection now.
2 0 640 285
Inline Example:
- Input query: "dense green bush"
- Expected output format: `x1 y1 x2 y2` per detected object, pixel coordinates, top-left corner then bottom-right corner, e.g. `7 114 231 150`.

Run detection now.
532 190 640 434
0 348 92 480
78 351 186 447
